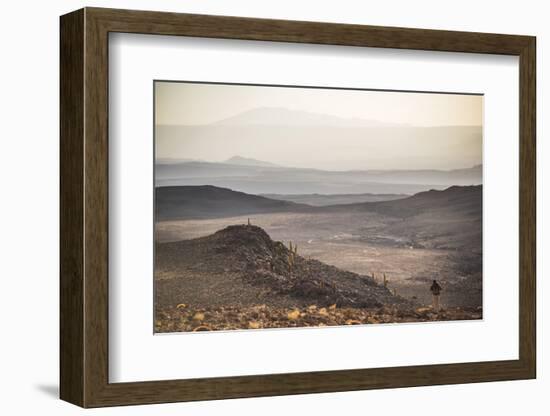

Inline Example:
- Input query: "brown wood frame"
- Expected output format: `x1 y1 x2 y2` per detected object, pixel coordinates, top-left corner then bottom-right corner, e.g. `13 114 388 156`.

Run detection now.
60 7 536 408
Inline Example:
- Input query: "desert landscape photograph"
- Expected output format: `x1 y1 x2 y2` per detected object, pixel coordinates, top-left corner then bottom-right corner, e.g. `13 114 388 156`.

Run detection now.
153 81 483 333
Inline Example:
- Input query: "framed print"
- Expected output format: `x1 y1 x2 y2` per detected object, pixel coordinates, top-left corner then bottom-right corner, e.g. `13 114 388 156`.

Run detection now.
60 7 536 407
152 82 484 334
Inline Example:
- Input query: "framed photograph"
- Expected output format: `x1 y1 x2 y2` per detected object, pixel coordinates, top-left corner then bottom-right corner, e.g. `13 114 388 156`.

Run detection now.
60 7 536 407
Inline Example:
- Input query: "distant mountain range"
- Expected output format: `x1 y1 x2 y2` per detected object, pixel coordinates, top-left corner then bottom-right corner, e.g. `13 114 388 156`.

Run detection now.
210 107 408 128
156 106 482 173
223 155 281 167
155 157 482 195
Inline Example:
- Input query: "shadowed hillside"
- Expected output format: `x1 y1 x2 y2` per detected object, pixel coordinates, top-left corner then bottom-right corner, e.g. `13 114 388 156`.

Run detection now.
155 225 408 310
334 185 482 218
322 185 482 252
154 225 482 332
156 184 482 252
155 185 311 220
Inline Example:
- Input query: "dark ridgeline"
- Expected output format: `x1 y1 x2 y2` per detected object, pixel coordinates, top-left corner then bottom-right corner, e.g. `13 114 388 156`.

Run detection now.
156 184 482 245
155 185 311 221
328 185 482 218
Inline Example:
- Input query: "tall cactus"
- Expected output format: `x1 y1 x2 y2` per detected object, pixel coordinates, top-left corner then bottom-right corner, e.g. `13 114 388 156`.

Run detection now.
287 241 298 274
383 273 388 288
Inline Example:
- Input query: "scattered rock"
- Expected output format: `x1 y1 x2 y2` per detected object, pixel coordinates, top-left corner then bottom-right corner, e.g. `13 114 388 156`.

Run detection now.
192 312 205 321
287 309 300 320
155 304 482 333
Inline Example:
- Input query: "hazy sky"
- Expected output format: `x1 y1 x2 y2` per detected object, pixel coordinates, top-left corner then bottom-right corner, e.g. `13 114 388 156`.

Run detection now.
156 82 482 127
155 81 483 170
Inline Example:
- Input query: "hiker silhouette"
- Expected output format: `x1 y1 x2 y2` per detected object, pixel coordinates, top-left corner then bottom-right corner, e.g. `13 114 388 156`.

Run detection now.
430 280 442 311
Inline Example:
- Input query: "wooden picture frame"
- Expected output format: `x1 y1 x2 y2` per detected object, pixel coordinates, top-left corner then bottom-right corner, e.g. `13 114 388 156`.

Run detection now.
60 7 536 408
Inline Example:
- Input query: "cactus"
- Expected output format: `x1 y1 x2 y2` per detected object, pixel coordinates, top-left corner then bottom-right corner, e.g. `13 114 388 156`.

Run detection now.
383 273 388 288
288 241 294 273
247 218 251 226
287 241 298 274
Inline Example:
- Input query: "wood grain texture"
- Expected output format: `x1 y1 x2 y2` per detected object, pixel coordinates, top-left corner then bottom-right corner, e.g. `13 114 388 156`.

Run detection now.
59 8 84 407
59 7 537 408
89 7 532 54
83 10 110 406
518 38 536 376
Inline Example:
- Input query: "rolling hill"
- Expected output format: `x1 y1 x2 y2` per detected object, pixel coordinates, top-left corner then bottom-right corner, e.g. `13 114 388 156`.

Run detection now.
156 184 482 253
261 192 408 206
329 185 482 218
155 185 311 220
330 185 483 252
155 224 409 310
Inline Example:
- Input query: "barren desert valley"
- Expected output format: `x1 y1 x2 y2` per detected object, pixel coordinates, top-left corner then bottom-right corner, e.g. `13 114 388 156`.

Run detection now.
154 157 482 332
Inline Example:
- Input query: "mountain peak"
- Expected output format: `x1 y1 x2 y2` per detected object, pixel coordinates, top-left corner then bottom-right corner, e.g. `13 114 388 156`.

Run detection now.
212 106 407 128
213 224 274 249
224 155 280 168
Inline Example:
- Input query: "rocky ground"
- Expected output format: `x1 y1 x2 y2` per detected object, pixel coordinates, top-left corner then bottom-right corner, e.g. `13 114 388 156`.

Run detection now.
155 303 483 333
155 224 410 311
155 224 482 333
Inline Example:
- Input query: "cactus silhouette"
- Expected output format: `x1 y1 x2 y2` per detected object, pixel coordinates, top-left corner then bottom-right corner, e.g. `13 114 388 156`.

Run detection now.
287 241 298 274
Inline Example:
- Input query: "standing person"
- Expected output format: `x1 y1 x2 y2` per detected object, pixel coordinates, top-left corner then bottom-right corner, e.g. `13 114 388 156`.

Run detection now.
430 280 442 312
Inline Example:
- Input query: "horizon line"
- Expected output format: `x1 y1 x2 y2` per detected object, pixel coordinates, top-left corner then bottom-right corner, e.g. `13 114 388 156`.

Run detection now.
155 157 482 173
